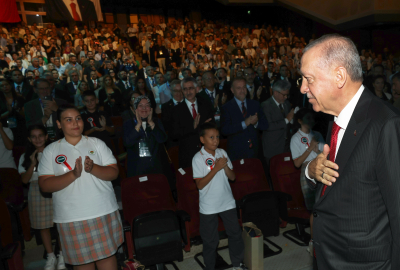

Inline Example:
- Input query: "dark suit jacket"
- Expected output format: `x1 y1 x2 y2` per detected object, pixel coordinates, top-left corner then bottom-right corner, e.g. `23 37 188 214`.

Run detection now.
309 89 400 269
64 82 79 103
221 98 269 161
13 81 34 101
45 0 97 22
161 99 180 148
24 98 67 139
137 68 147 79
197 89 222 112
246 81 269 104
261 97 291 159
171 98 215 168
87 78 100 91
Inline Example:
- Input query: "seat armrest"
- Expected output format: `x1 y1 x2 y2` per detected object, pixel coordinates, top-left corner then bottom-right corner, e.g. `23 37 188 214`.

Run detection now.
6 201 27 212
176 210 191 222
122 219 131 232
1 242 19 260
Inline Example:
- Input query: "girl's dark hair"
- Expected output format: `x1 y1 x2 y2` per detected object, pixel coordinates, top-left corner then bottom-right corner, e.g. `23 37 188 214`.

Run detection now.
56 104 79 122
0 79 18 104
291 108 315 138
22 125 49 171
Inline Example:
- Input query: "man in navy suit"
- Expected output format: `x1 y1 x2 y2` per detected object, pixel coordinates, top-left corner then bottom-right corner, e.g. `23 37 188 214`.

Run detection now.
221 77 269 161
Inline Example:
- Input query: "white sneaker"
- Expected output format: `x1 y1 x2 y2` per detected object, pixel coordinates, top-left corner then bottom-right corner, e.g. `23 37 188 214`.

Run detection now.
44 256 57 270
57 254 66 270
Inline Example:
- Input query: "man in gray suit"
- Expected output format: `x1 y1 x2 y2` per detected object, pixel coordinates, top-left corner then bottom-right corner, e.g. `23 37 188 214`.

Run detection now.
261 79 294 165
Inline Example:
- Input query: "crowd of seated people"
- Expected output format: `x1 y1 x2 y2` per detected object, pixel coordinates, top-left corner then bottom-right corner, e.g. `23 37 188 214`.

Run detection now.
0 18 400 269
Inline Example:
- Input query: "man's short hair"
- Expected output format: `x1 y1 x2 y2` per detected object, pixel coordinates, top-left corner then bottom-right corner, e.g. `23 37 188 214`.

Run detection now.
280 65 288 70
182 68 192 75
230 77 246 87
145 66 154 72
10 69 22 77
68 70 79 77
303 34 362 83
33 78 50 88
41 70 53 77
391 72 400 83
181 76 197 89
272 79 291 93
216 67 227 74
373 64 384 71
170 79 182 91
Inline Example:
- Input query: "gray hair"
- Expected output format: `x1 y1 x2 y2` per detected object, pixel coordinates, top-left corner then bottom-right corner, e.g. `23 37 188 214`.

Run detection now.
272 79 291 93
181 76 197 89
303 34 362 83
32 57 39 62
170 79 182 92
68 69 79 77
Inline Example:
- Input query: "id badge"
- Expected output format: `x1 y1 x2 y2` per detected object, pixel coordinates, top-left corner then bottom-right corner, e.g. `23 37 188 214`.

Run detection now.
7 117 17 128
139 139 151 157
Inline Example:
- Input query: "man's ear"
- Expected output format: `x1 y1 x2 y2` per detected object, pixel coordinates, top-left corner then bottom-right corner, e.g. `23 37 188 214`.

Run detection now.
335 67 347 89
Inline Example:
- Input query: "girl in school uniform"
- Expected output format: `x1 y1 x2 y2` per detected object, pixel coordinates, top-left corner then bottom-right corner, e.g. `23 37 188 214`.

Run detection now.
19 124 66 270
38 104 123 270
290 108 325 211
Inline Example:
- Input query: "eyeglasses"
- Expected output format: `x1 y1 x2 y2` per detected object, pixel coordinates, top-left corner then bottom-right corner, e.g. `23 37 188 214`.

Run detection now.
183 87 196 91
297 77 302 87
138 104 151 109
277 91 290 98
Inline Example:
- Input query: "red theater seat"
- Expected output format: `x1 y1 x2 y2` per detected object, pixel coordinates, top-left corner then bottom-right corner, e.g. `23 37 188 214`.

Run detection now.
270 152 311 246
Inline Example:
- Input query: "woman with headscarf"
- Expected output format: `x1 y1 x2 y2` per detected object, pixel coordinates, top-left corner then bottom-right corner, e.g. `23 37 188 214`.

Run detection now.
123 95 170 178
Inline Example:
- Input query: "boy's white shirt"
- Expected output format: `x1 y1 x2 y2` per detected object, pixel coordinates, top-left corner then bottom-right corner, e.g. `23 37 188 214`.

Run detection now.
192 147 236 215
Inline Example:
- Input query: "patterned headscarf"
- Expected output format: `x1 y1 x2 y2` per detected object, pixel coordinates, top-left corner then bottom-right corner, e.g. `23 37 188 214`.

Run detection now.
133 95 151 110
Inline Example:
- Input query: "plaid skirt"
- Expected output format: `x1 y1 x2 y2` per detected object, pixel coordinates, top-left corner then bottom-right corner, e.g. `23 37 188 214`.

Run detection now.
28 181 54 229
57 210 124 265
300 163 316 211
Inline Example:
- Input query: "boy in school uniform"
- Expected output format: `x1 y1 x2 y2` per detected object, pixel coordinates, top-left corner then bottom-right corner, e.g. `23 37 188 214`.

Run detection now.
192 122 247 270
80 90 115 150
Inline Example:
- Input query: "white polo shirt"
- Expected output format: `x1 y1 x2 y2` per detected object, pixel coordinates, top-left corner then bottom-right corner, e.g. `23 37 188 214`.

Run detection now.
18 152 43 182
0 127 17 169
192 147 236 215
38 136 118 223
290 130 325 162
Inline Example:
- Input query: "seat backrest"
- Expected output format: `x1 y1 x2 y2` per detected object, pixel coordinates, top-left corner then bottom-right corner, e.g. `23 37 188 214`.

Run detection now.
175 167 200 237
111 116 124 137
230 158 270 201
0 198 13 247
176 167 227 238
270 152 304 209
167 146 179 172
0 168 24 205
121 174 176 226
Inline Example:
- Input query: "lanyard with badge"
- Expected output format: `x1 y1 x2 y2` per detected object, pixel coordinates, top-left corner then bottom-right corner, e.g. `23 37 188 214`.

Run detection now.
138 120 151 158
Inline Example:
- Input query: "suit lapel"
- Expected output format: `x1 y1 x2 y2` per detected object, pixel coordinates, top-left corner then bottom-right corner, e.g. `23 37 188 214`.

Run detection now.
316 90 372 202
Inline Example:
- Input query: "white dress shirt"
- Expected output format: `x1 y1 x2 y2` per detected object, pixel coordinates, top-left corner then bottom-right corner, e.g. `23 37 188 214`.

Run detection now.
306 85 365 182
185 98 198 118
272 96 293 124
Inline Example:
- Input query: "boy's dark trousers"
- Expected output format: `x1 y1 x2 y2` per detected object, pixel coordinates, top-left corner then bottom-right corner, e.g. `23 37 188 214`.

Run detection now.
200 208 244 270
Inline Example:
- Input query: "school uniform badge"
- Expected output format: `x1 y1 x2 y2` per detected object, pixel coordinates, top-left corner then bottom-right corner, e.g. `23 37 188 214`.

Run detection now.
88 150 95 155
205 158 215 170
55 155 72 170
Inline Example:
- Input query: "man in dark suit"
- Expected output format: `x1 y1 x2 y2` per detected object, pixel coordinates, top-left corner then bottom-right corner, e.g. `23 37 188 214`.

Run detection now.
161 79 184 149
137 59 148 79
87 70 100 91
254 65 272 99
64 70 80 103
116 70 131 100
221 77 269 161
244 67 269 104
304 34 400 269
216 67 233 104
276 65 300 107
172 77 215 168
46 0 98 22
24 78 67 140
10 69 34 101
261 80 294 165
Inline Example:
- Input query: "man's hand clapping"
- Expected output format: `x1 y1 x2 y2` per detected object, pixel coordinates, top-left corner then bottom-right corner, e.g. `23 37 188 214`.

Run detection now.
245 113 258 126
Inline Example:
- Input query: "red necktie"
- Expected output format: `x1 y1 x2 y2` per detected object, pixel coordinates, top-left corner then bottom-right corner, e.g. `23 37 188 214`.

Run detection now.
191 104 197 119
70 3 81 21
321 122 341 197
242 102 247 118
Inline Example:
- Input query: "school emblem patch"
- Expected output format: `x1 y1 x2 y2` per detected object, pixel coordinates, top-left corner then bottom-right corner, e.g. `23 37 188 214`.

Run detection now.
205 158 215 169
88 150 95 155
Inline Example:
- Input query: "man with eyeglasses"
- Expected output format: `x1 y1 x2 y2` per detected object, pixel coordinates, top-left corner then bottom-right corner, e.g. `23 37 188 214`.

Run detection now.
276 65 300 107
261 79 295 165
24 78 67 140
172 77 215 168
